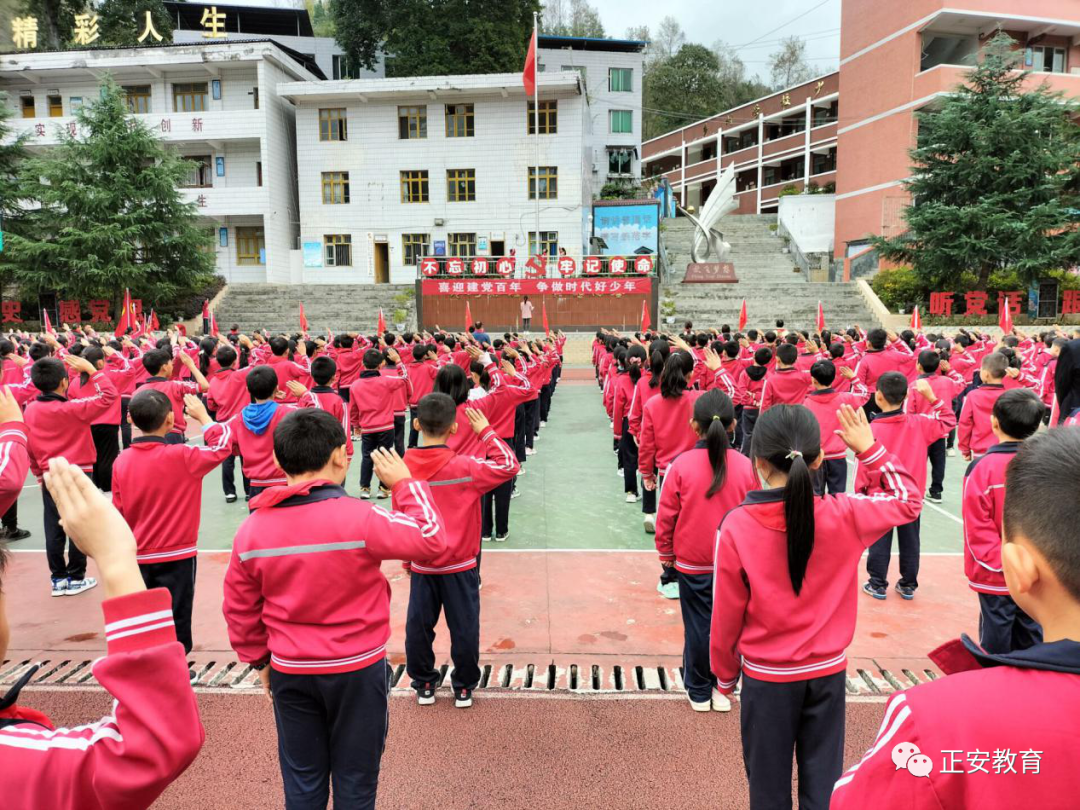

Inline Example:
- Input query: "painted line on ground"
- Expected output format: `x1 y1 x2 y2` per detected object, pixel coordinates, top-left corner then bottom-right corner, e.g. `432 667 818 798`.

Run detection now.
845 457 964 525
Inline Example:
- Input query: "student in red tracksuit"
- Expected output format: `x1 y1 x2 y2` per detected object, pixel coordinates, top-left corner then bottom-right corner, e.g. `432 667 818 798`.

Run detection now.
399 394 519 707
223 410 447 810
380 349 412 456
736 347 771 454
614 345 647 502
206 343 254 503
407 343 440 448
857 372 955 601
655 390 756 712
853 328 915 414
67 344 138 493
264 335 313 404
332 335 364 405
25 355 118 597
833 427 1080 810
435 350 533 459
907 349 966 504
0 386 30 548
711 403 921 810
0 459 204 810
307 356 353 464
628 340 670 522
958 351 1010 460
137 348 209 444
962 389 1045 654
112 390 234 659
759 343 812 412
350 348 409 498
801 359 869 495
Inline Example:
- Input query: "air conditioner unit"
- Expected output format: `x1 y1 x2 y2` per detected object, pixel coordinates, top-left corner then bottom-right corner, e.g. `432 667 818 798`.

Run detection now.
434 218 445 226
591 162 600 173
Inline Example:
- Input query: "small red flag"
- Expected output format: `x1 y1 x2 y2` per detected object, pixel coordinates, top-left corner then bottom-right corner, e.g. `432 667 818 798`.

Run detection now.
377 308 386 336
149 309 159 331
299 302 309 333
115 288 132 336
542 301 550 336
738 299 748 332
815 301 826 335
522 26 537 97
998 300 1013 335
640 298 651 334
465 301 474 331
910 305 922 331
43 309 55 336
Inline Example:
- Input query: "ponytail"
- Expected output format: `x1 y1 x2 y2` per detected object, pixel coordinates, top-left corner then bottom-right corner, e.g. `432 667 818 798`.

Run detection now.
627 344 647 385
647 340 670 389
750 405 820 596
660 353 688 399
694 390 734 497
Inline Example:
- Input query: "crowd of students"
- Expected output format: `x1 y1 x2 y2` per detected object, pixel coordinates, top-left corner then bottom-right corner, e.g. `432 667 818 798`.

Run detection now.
0 310 1078 808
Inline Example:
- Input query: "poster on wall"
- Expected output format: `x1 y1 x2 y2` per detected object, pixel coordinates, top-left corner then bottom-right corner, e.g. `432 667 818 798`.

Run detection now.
434 240 447 256
477 236 490 256
302 242 323 268
592 202 659 256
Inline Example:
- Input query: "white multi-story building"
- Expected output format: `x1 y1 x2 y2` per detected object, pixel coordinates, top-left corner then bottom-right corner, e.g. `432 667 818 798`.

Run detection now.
537 35 645 189
0 40 322 284
279 72 591 284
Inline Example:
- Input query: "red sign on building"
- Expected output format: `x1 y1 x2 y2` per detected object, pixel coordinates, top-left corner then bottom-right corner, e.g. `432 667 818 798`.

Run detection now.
422 278 652 297
471 258 489 276
446 258 465 276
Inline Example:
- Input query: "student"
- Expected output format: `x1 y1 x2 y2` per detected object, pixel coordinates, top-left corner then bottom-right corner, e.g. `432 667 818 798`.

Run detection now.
711 404 921 809
520 295 534 329
801 359 869 494
859 372 956 600
380 346 412 456
853 329 915 413
655 390 756 712
629 341 669 525
958 351 1010 460
350 348 409 499
407 343 440 448
67 344 138 493
308 356 354 465
833 427 1080 808
206 343 254 503
223 410 447 809
138 348 209 444
265 335 313 403
759 343 811 412
736 347 771 455
908 349 965 503
615 344 647 502
400 394 519 707
112 390 234 662
962 389 1045 654
24 355 118 597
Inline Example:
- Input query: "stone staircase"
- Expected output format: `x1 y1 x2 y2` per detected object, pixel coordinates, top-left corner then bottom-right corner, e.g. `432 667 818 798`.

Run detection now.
215 284 417 334
661 214 879 330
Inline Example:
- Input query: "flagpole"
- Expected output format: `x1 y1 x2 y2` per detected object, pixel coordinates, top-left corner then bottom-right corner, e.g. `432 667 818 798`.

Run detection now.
533 12 540 269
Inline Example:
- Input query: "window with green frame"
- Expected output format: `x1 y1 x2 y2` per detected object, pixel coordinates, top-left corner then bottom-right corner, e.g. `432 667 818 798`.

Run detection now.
609 110 632 133
609 68 632 92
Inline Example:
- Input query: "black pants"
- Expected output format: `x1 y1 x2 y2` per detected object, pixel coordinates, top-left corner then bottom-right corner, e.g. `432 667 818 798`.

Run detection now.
221 454 251 498
927 437 946 498
866 516 921 590
641 467 657 515
2 500 17 532
740 408 759 456
90 423 120 492
523 317 531 329
677 571 715 702
732 405 744 452
539 383 553 423
120 396 132 449
405 569 481 692
165 432 187 445
740 671 847 810
139 557 197 654
271 660 390 810
247 484 268 510
360 431 394 489
393 414 405 457
978 593 1043 655
407 408 420 449
482 450 514 537
814 458 847 496
43 485 86 580
337 385 351 405
619 429 639 496
513 404 527 462
523 399 539 450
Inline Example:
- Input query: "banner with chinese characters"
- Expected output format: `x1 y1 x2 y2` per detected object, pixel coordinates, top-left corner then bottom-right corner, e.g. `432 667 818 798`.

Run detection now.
422 278 652 297
929 290 1080 318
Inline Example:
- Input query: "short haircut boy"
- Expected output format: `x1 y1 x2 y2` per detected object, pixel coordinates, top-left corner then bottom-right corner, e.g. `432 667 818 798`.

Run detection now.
982 352 1008 380
776 343 798 366
142 349 171 376
866 328 888 350
416 393 457 436
876 371 909 407
362 349 383 370
128 389 173 432
310 356 337 387
993 389 1044 440
30 357 67 393
810 360 837 388
918 350 940 374
246 366 278 400
273 409 346 476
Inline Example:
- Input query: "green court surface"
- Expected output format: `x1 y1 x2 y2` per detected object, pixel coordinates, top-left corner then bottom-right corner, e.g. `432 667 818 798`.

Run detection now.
8 374 965 555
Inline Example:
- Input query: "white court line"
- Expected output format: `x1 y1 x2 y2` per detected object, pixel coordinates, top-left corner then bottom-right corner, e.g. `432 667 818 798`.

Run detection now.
845 457 963 525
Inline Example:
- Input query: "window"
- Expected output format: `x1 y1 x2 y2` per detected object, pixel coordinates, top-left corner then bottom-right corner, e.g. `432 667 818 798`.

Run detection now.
402 233 430 266
445 103 474 137
400 170 429 203
1032 46 1066 74
528 231 558 257
609 68 632 92
332 54 359 80
398 105 427 139
69 97 83 112
173 82 208 113
447 169 476 202
256 161 262 187
448 233 476 258
252 87 259 110
527 100 557 134
236 227 265 265
321 171 350 204
20 96 34 119
48 96 63 118
609 110 632 133
123 85 152 115
812 150 837 175
182 155 213 188
608 148 633 176
529 166 558 200
319 108 347 141
324 234 353 267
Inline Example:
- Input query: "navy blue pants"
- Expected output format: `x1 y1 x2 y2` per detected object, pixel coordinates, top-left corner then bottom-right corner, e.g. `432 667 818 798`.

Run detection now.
814 457 847 496
676 571 715 702
740 670 846 810
928 437 946 498
513 404 527 462
525 399 540 448
139 557 196 654
406 569 481 692
978 593 1043 655
407 408 420 448
393 414 405 457
270 660 391 810
619 428 639 496
866 516 921 591
540 382 553 422
221 454 251 499
740 408 759 456
359 430 394 490
43 485 85 581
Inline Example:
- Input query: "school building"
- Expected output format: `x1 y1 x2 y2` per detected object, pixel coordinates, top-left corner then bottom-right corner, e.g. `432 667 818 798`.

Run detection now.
641 0 1080 259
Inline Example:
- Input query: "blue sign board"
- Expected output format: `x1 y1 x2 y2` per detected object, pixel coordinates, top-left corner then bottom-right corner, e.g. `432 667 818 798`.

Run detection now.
592 203 659 256
302 241 322 268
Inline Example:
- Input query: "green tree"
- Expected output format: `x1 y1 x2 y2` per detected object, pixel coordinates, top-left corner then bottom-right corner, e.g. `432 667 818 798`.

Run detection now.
768 35 813 90
0 94 29 290
17 0 86 49
95 0 173 47
873 33 1080 290
542 0 604 38
4 79 215 303
330 0 539 77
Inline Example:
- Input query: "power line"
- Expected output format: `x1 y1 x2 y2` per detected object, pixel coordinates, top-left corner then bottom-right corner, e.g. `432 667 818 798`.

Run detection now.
734 28 841 50
735 0 839 49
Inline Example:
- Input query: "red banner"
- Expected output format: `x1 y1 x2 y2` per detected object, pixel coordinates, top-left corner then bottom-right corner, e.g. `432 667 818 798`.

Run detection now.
422 278 652 297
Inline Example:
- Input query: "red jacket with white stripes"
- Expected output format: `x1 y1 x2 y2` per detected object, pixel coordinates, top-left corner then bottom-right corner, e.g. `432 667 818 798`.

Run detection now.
0 588 204 810
223 478 447 674
136 377 201 437
112 423 235 564
205 366 253 421
398 430 519 573
407 359 439 408
759 367 812 412
611 371 636 438
831 636 1080 810
855 343 916 391
961 442 1018 595
735 366 768 410
24 372 119 477
855 400 956 497
802 386 871 459
958 383 1007 458
655 443 758 574
905 370 965 415
264 355 313 404
380 365 412 415
638 390 704 479
0 422 30 515
483 361 532 439
230 397 317 488
448 371 532 456
332 345 364 388
68 357 138 426
349 369 408 434
711 442 921 692
310 386 353 457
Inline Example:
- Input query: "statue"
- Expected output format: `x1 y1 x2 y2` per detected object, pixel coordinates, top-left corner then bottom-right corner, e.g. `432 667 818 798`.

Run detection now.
678 164 737 264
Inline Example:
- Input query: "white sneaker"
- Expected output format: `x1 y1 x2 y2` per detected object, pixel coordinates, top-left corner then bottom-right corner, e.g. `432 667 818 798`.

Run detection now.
417 688 436 706
510 488 522 499
51 578 69 597
711 689 732 712
540 421 547 427
625 492 639 503
946 448 956 457
494 532 509 542
657 580 679 599
66 577 98 596
525 447 536 456
482 535 493 543
689 694 711 712
643 514 656 534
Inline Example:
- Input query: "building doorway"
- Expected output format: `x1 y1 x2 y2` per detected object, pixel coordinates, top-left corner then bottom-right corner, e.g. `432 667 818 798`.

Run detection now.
374 242 390 283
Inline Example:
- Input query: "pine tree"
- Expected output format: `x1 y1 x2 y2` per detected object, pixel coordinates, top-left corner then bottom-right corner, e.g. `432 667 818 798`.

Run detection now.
0 94 29 291
874 32 1080 289
95 0 173 46
5 79 215 303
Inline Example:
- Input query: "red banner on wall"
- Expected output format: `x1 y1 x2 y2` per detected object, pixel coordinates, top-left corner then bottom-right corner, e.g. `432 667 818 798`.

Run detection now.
422 278 652 296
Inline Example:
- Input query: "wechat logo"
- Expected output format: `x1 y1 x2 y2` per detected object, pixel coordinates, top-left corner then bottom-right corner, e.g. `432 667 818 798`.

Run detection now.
892 742 933 778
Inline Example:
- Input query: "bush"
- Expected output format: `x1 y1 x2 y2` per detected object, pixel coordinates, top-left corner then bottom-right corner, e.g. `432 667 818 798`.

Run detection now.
871 265 1080 316
599 180 644 200
871 266 926 311
157 275 227 323
778 184 801 198
822 181 836 193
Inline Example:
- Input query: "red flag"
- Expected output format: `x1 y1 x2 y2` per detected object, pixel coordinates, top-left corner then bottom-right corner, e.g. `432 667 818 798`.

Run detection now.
738 299 748 331
149 309 159 331
910 304 922 332
211 310 219 337
377 308 386 336
299 302 308 333
465 301 474 331
998 299 1013 335
522 25 537 97
542 301 550 336
115 288 132 336
815 301 826 335
640 298 651 333
42 308 55 336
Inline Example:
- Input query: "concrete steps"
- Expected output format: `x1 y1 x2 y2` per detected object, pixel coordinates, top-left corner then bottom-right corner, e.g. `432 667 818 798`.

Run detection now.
215 284 417 334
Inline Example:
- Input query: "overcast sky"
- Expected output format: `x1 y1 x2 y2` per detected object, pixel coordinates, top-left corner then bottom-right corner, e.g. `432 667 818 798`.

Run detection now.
589 0 843 82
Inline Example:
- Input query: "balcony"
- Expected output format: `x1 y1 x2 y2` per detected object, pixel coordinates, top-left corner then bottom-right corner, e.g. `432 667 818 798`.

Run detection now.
720 143 759 168
762 130 806 159
759 178 805 202
913 63 1080 101
179 186 268 217
9 108 264 148
683 157 718 181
